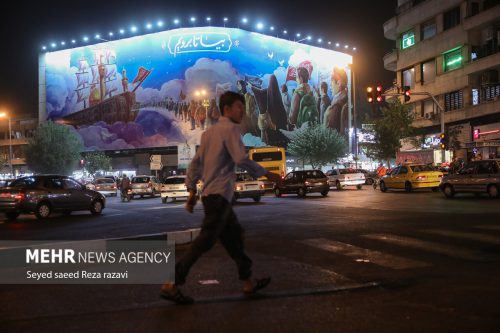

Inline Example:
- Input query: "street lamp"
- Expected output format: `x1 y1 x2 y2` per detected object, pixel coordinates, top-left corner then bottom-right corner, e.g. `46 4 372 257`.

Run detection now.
0 112 13 176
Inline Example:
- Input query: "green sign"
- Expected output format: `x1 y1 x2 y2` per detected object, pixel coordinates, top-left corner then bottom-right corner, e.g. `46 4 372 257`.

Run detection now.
401 31 415 49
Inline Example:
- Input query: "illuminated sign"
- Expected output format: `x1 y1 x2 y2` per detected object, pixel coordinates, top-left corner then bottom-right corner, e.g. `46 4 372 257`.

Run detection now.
444 48 462 71
401 30 415 49
167 31 233 57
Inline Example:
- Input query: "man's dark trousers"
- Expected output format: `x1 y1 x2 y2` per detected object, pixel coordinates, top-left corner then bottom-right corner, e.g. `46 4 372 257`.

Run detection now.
175 194 252 285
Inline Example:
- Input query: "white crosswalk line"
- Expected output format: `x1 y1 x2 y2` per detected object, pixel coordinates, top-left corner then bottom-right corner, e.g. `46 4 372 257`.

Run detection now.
475 225 500 232
363 234 485 261
423 229 500 245
300 238 428 270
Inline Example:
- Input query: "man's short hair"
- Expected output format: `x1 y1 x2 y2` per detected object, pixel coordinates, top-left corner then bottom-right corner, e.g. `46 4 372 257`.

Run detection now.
219 91 245 115
297 67 309 83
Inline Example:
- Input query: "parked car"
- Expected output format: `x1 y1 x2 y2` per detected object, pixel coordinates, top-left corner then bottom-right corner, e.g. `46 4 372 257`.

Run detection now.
130 175 162 198
326 168 365 190
0 179 14 187
233 172 265 203
274 170 329 198
86 178 117 197
0 175 105 220
440 159 500 198
379 164 443 193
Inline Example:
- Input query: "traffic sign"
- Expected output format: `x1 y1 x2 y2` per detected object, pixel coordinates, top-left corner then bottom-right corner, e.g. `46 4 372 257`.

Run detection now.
150 161 163 170
150 155 161 163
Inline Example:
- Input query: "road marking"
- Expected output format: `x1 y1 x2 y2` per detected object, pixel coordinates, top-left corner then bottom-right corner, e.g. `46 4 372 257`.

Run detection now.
300 238 428 270
139 205 184 210
363 234 486 261
423 229 500 245
475 225 500 232
103 213 125 218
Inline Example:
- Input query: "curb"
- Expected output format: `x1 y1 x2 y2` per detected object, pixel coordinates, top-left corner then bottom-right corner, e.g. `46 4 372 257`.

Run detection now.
0 228 201 251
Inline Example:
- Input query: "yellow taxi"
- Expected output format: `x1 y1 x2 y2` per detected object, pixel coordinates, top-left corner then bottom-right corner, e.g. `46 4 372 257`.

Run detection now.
379 164 443 193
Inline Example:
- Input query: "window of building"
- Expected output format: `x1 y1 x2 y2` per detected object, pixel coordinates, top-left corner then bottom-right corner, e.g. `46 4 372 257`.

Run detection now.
484 85 500 101
472 88 480 105
421 20 437 40
443 7 461 30
443 48 463 72
445 90 463 111
401 30 415 49
402 67 415 89
422 99 435 118
421 59 436 84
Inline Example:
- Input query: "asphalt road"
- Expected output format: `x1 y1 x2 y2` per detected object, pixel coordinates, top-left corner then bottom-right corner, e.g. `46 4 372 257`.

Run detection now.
1 186 500 332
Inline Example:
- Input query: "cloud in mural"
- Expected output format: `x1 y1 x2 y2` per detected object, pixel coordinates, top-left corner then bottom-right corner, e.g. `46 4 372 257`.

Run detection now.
261 66 288 89
184 58 240 96
242 133 267 147
75 110 185 150
46 67 78 118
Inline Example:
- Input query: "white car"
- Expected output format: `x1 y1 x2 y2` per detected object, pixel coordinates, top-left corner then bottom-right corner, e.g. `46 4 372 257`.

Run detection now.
160 176 202 203
326 169 365 190
233 172 266 203
86 178 117 197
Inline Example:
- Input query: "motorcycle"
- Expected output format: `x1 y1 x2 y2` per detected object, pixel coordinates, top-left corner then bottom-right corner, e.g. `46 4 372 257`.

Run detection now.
121 188 133 202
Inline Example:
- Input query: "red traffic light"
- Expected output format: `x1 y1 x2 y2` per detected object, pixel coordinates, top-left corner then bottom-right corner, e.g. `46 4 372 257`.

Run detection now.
376 85 383 92
376 96 383 102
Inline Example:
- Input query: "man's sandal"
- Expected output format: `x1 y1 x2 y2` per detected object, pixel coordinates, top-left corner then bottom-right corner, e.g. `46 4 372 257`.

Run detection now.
244 277 271 294
160 288 194 305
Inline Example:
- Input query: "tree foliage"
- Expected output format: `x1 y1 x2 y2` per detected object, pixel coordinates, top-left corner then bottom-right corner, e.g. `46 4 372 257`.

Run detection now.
287 124 348 169
362 100 414 163
84 152 112 177
24 121 83 175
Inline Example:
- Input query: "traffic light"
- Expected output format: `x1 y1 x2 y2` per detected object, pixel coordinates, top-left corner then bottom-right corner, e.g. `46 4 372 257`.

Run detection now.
376 85 384 103
439 133 447 150
367 86 374 103
403 86 411 102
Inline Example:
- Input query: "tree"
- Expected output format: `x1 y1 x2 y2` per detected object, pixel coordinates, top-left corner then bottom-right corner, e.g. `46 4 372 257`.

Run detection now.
24 121 83 175
287 124 348 169
84 152 112 178
363 99 414 166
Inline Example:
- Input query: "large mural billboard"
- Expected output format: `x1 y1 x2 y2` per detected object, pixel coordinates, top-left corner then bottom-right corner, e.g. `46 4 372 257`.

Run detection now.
42 27 352 151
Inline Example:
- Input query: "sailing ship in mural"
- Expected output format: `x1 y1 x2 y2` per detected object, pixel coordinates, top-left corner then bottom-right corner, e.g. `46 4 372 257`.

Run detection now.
63 49 151 127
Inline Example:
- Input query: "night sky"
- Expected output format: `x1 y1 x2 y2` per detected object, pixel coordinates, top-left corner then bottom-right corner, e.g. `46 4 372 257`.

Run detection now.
0 0 396 119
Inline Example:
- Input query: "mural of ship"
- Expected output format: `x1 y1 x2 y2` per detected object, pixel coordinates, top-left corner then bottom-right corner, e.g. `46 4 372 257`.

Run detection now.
62 49 150 127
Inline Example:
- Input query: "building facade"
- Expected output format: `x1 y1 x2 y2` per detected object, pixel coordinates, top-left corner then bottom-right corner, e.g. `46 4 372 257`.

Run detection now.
384 0 500 162
0 117 38 177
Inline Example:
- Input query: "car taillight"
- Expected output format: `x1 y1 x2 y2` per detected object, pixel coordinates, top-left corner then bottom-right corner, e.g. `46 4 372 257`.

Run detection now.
305 181 311 186
235 186 243 191
438 174 443 178
14 193 25 200
281 171 284 178
96 186 101 190
416 176 427 181
112 185 117 189
260 184 265 189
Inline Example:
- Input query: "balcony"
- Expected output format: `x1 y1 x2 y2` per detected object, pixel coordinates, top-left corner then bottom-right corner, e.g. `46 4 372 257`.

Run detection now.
412 98 500 128
384 16 398 40
466 48 500 75
383 50 398 71
463 5 500 31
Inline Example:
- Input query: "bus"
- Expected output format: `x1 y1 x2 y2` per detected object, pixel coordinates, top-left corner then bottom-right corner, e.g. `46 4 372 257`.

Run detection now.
249 147 286 189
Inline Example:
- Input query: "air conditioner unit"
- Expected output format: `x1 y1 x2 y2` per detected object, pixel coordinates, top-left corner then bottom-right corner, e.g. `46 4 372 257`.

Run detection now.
481 70 499 85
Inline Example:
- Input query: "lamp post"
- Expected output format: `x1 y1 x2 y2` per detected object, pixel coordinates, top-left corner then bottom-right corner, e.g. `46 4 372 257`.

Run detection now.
0 112 13 176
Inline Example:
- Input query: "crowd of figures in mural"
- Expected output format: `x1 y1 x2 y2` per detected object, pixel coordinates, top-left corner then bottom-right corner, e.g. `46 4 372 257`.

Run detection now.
43 27 352 150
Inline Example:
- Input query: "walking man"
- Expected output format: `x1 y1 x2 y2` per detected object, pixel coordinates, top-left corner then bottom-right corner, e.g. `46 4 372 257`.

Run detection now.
160 92 282 304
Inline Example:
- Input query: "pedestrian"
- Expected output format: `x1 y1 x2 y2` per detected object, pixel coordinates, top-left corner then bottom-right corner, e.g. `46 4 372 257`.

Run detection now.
160 91 282 304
